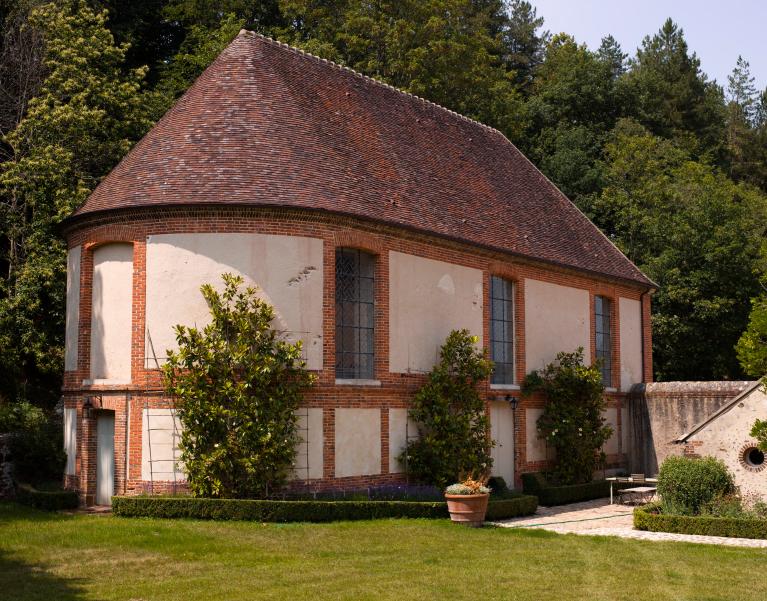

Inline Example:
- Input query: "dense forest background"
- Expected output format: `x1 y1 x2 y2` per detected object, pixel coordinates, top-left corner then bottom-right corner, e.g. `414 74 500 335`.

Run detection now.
0 0 765 406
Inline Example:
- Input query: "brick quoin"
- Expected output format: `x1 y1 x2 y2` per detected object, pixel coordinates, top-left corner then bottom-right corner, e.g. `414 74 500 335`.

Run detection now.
62 207 653 501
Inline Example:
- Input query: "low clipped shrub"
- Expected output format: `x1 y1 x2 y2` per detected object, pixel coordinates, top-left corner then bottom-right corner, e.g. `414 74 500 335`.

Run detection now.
16 484 79 511
520 472 610 505
112 494 538 522
485 495 538 520
634 502 767 539
657 456 735 516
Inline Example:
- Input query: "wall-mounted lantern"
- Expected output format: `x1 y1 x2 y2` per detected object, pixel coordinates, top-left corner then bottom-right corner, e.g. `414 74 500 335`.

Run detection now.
505 394 518 411
83 395 102 419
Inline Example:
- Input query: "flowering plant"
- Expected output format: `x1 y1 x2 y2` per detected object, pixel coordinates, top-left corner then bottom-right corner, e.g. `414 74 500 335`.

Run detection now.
445 476 490 496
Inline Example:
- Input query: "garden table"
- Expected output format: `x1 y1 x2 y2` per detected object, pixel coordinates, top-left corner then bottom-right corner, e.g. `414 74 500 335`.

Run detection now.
606 476 658 504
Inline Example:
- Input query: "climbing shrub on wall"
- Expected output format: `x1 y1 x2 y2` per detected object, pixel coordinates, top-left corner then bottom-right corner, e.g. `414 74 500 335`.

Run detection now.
401 330 494 489
522 348 612 485
163 273 315 498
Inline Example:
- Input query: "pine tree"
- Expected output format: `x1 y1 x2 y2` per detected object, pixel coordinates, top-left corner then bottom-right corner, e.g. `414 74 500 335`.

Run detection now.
596 34 627 80
623 18 725 157
727 55 758 124
502 0 549 91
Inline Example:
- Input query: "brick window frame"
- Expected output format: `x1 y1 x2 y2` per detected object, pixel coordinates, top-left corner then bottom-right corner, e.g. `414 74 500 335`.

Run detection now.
589 289 620 390
486 263 525 387
330 232 386 383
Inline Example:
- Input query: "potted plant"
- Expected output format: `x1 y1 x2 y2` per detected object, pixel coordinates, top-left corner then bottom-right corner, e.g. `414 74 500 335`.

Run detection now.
444 476 490 527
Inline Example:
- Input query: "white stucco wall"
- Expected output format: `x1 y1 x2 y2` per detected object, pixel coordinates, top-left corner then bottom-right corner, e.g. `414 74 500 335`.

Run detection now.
293 408 323 480
389 251 483 373
686 386 767 496
65 246 81 371
490 401 515 485
619 297 643 391
145 233 323 370
141 409 184 481
525 407 555 463
334 408 381 477
389 408 417 474
524 279 590 371
90 244 133 381
63 407 77 475
603 407 619 455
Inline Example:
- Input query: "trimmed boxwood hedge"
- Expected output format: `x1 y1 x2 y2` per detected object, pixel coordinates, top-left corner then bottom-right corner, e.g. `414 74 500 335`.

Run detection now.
112 494 538 522
520 473 610 506
634 503 767 540
16 484 79 511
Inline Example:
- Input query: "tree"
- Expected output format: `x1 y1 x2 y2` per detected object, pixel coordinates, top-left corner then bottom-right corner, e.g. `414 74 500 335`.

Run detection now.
522 348 611 485
0 0 151 403
586 120 767 380
724 57 767 191
276 0 526 140
736 281 767 380
502 0 549 91
523 34 617 202
163 274 315 498
596 34 626 80
621 19 725 158
401 330 494 489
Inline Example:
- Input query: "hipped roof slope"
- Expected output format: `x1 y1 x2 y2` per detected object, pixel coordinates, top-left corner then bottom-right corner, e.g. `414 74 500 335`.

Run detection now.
73 30 653 287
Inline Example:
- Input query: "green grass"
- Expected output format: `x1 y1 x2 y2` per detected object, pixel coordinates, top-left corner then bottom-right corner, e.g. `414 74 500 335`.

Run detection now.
1 502 765 601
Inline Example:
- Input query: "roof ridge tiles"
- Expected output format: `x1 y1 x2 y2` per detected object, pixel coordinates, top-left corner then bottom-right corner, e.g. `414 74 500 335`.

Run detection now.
239 29 504 137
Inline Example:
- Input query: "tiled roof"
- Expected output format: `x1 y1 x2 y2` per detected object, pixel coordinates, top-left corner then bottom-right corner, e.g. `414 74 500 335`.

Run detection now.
72 30 653 287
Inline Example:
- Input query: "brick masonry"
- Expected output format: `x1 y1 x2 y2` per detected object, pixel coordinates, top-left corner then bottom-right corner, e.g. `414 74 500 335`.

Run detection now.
62 206 653 504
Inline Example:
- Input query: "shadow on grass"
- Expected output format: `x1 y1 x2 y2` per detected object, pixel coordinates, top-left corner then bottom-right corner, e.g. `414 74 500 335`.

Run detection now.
0 549 86 601
0 503 86 600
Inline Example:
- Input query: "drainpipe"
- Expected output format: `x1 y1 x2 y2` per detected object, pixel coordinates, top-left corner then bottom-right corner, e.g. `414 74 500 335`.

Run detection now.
124 392 131 495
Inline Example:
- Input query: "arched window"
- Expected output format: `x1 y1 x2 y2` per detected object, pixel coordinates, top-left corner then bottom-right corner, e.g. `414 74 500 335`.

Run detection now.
490 276 515 384
594 295 612 386
335 248 375 379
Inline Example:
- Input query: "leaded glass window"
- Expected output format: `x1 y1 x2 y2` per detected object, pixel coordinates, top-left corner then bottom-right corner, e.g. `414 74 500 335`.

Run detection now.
335 248 375 379
595 295 612 386
490 276 515 384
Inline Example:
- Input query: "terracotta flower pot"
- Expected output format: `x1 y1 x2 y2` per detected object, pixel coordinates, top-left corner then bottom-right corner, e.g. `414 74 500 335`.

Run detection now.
445 492 489 527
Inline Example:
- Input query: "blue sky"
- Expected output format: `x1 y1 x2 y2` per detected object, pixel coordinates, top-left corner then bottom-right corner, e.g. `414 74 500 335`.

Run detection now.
531 0 766 95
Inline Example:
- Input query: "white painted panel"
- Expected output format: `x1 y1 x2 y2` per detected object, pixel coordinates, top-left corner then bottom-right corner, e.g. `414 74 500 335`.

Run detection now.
141 409 184 481
293 408 323 480
335 408 381 477
524 279 590 371
65 246 81 371
63 408 77 475
619 297 643 391
145 233 323 370
603 407 619 455
96 413 115 505
90 244 133 381
389 251 483 373
490 401 514 485
526 407 546 462
388 408 417 474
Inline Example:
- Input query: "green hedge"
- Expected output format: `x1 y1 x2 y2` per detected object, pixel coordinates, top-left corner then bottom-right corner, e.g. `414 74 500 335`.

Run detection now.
112 494 537 522
521 473 611 505
634 503 767 540
485 495 538 520
16 484 79 511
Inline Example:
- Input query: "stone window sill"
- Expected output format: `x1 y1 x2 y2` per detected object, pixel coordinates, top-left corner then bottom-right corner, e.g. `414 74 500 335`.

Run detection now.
490 384 520 391
335 379 382 387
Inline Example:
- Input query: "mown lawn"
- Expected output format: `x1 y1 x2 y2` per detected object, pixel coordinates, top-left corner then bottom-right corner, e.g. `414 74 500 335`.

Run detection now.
1 502 765 601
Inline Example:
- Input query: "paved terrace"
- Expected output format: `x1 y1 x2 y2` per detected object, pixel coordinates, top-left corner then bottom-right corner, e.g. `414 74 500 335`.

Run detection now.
492 498 767 549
